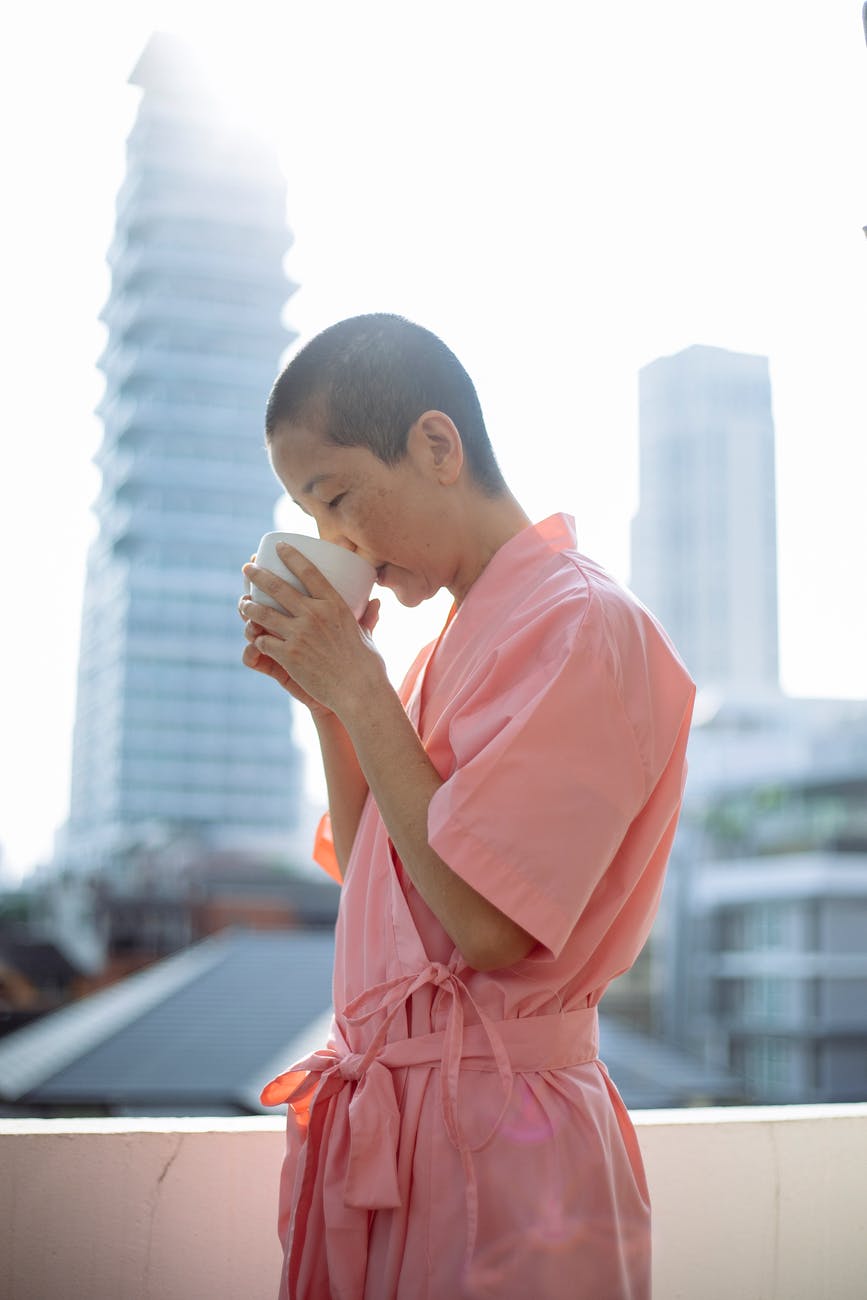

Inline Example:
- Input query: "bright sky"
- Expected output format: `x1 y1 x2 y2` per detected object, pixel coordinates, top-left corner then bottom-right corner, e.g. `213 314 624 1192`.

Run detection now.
1 0 865 883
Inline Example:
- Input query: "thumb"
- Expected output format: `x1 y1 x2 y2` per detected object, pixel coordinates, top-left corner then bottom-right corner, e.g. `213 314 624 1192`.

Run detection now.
360 597 381 633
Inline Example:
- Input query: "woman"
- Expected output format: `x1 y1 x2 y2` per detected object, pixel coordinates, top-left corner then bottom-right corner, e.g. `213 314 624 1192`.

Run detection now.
239 313 695 1298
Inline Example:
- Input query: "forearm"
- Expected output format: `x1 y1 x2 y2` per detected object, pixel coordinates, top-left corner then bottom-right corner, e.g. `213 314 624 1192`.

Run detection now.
239 552 532 967
314 712 370 875
341 682 535 971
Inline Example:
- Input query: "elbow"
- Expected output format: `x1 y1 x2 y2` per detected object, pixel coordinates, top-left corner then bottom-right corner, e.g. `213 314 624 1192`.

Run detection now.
460 921 537 973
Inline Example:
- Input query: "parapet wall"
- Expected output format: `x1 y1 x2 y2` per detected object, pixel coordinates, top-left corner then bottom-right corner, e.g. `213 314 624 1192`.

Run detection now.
2 1105 866 1299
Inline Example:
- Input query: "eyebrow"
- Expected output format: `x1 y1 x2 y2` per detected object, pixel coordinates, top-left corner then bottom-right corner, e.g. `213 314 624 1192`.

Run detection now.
290 473 336 510
301 473 335 496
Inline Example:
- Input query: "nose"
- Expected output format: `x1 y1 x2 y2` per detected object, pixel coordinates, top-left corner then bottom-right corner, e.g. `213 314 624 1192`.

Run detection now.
316 523 357 553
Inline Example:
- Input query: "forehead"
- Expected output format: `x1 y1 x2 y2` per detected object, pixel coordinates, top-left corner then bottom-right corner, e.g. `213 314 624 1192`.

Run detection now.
268 421 377 497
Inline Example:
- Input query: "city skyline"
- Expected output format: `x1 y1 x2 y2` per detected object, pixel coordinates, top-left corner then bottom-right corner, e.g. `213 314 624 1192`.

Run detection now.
1 0 866 881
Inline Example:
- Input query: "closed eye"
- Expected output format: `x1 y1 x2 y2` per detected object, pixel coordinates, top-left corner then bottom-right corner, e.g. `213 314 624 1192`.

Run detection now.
327 493 347 509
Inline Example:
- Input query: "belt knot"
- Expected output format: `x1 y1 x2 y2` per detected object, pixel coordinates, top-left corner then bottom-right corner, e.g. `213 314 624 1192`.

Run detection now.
427 960 453 988
337 1051 366 1082
265 965 600 1299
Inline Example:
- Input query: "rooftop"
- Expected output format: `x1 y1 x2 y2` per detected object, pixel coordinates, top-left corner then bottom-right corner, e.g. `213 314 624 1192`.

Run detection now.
0 929 335 1115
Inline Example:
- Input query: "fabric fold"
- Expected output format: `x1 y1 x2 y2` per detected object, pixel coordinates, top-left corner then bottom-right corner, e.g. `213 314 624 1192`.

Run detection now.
261 962 600 1295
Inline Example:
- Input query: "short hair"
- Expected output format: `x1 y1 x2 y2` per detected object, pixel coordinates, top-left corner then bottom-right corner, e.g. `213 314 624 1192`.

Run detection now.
264 313 507 495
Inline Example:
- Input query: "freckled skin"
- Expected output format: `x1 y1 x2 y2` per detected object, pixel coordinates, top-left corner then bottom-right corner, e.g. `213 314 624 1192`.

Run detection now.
268 419 469 607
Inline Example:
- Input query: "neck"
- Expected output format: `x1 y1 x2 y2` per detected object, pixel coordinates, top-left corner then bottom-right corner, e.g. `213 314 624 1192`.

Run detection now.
448 489 532 604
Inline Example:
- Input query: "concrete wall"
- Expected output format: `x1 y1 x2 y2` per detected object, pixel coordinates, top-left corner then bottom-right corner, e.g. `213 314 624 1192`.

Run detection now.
0 1117 285 1300
2 1105 866 1300
637 1104 867 1300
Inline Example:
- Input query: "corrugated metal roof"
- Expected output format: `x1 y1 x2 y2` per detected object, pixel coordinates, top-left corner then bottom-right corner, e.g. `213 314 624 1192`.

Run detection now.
0 929 335 1115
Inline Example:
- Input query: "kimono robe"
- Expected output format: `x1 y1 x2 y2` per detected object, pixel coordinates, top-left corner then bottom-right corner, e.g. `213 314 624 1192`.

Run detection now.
262 513 696 1300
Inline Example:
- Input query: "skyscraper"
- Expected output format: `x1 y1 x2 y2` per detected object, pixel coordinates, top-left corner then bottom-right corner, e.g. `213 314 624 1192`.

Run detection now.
60 34 303 872
630 344 779 695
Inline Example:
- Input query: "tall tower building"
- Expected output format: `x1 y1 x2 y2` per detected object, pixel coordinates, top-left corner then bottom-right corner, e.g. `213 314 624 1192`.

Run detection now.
60 34 303 872
630 344 779 695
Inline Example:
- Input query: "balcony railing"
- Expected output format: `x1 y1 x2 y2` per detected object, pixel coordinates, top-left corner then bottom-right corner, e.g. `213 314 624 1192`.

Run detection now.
2 1103 865 1299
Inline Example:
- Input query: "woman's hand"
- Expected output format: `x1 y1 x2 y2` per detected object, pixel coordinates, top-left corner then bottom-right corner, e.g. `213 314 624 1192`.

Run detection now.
238 551 315 705
239 543 383 719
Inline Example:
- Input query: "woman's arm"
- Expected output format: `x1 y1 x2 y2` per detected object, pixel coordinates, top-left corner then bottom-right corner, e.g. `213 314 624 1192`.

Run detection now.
313 710 369 876
340 682 536 972
239 594 374 877
242 552 535 971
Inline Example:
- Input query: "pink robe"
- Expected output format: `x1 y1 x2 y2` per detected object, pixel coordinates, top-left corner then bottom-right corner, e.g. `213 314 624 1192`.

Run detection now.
262 514 696 1299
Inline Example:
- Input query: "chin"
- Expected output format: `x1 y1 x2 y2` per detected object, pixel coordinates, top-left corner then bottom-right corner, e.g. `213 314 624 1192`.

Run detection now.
387 582 425 608
387 575 434 608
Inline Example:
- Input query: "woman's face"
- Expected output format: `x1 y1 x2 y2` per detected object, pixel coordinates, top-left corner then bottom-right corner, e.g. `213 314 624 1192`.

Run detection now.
268 419 459 607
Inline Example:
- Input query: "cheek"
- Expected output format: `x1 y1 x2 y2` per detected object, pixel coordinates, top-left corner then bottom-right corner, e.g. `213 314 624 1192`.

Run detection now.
345 492 384 534
356 506 406 553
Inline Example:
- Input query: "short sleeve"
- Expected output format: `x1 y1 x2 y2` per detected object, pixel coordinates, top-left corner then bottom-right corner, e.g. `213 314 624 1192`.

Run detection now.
426 624 648 961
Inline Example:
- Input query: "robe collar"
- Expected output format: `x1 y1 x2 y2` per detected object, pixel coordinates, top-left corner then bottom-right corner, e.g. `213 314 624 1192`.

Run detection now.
408 513 580 735
448 511 578 636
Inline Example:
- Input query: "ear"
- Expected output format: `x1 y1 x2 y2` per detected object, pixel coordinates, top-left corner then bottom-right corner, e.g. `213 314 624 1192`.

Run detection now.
407 411 464 486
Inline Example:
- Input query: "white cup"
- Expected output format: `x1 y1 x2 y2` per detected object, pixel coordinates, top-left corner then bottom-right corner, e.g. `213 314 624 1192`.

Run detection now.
247 531 376 621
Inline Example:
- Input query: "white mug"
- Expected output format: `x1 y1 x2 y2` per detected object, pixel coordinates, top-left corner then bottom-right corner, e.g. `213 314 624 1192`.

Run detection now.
247 531 376 621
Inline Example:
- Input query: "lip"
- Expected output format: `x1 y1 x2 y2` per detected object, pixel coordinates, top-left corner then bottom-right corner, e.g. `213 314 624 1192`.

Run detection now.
375 564 388 584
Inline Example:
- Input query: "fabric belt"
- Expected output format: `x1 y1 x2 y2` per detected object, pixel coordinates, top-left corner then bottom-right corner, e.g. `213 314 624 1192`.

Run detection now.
261 962 599 1296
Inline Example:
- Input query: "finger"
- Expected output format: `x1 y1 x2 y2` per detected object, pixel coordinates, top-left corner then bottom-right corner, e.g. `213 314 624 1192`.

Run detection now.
244 619 266 642
243 561 307 614
239 594 259 622
239 596 294 636
242 642 286 683
360 598 380 634
274 543 342 601
238 555 259 617
254 633 288 660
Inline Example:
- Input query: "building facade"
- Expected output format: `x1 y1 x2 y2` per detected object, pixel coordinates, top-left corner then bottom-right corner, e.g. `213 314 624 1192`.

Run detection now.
663 696 867 1103
631 344 779 695
59 33 303 873
631 344 867 1104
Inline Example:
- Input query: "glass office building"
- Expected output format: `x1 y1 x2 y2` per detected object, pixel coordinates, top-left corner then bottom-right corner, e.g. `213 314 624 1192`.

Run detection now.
631 344 780 695
60 33 303 871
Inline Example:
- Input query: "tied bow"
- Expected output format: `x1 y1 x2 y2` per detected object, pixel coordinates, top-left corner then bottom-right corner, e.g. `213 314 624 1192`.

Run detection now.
261 961 516 1271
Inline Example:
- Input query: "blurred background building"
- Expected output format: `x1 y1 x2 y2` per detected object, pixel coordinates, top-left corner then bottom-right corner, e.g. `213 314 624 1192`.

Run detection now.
55 32 304 880
628 342 867 1104
666 696 867 1103
631 344 779 697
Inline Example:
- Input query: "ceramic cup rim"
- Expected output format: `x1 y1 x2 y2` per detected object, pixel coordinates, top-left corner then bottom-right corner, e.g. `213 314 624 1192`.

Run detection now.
250 530 376 620
258 530 376 581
